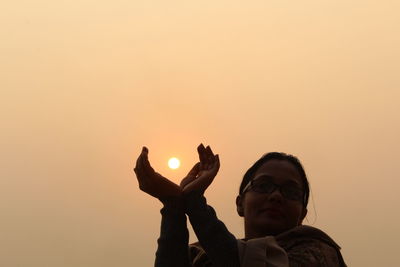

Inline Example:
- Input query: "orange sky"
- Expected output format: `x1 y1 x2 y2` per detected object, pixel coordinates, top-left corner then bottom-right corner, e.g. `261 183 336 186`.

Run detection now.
1 1 400 266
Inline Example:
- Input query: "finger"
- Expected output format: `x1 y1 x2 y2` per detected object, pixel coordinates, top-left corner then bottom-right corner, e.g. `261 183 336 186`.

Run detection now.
214 154 220 171
208 154 221 180
135 146 152 181
206 145 214 157
197 143 207 164
205 145 215 168
197 143 208 169
141 147 155 174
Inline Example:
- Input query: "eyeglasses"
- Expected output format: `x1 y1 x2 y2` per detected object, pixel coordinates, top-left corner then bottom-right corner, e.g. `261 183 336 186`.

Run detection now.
241 176 304 202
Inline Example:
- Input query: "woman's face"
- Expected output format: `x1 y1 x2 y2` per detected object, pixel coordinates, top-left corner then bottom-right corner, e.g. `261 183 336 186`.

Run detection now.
237 160 307 238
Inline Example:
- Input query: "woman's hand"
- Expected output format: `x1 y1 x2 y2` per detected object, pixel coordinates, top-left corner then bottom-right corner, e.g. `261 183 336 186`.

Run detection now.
180 144 220 194
134 147 182 199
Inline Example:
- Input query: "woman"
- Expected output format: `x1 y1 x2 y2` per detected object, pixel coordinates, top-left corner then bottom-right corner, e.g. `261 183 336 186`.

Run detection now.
134 144 346 266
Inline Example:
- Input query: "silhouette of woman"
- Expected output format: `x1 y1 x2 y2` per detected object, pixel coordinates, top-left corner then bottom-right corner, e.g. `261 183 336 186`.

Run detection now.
134 144 346 266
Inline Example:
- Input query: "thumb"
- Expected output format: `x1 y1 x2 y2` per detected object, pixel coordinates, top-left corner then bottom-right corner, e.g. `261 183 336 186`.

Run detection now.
180 162 200 188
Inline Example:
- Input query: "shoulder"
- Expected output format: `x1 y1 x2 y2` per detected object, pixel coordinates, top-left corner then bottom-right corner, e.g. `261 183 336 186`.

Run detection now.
282 237 344 266
276 226 346 267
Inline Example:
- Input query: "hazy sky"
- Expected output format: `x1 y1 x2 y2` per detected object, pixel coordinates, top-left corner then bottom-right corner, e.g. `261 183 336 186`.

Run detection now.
1 1 399 266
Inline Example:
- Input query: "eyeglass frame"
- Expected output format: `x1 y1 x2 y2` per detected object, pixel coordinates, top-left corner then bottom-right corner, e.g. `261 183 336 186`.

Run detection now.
240 175 305 203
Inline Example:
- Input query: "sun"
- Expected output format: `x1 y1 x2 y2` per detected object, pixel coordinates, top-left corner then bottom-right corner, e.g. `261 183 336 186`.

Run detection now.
168 157 180 169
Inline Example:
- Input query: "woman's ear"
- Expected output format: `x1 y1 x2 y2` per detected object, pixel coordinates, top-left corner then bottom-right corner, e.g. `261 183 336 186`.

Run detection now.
299 207 308 224
236 195 244 217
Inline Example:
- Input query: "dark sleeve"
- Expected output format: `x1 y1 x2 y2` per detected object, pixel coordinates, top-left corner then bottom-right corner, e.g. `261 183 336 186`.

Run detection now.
155 197 190 267
185 192 240 267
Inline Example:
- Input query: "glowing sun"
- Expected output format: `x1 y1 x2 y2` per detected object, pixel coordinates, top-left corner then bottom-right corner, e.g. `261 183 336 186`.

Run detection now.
168 157 180 169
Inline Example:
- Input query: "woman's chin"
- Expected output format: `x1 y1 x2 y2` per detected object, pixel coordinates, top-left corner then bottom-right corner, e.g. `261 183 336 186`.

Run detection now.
255 217 289 236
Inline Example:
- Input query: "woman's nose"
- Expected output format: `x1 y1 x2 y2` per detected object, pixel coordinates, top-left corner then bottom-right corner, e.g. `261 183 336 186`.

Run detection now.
266 188 284 203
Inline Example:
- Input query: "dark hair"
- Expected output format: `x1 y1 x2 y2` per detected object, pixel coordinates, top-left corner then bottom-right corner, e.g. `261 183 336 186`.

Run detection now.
239 152 310 207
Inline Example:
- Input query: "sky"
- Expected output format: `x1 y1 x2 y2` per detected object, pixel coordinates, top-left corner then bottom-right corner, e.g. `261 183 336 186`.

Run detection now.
1 1 399 266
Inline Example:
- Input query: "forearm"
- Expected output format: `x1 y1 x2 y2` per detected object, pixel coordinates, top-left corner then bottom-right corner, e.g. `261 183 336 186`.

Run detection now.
185 192 240 267
155 197 190 267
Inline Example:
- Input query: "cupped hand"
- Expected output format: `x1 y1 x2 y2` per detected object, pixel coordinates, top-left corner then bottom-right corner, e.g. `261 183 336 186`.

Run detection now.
134 147 182 199
180 144 220 194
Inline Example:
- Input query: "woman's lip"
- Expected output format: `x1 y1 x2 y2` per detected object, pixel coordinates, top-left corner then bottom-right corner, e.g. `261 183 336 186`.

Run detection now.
260 208 283 216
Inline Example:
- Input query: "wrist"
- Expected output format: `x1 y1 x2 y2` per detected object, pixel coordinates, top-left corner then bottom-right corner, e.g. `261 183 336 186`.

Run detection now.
159 195 185 210
183 191 207 214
